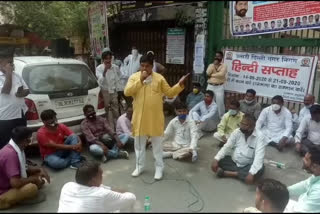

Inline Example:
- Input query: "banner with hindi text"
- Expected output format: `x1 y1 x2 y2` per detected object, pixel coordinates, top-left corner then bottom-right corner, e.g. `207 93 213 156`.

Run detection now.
224 51 318 102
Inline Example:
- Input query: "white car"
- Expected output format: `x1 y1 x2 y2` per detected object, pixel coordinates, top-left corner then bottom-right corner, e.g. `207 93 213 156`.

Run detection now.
14 56 105 145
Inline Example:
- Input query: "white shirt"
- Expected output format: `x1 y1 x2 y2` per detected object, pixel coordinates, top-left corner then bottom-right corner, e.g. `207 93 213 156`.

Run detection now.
215 128 266 175
123 54 141 77
293 106 311 130
0 71 28 120
189 101 218 122
163 116 199 150
295 117 320 145
58 182 136 213
95 64 122 93
256 106 292 142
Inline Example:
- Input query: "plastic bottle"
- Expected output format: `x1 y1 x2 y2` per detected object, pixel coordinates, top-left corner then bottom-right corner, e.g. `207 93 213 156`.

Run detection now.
144 196 151 212
264 159 286 169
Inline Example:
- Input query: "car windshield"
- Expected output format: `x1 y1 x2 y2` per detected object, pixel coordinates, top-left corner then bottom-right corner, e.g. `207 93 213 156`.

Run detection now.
22 64 98 94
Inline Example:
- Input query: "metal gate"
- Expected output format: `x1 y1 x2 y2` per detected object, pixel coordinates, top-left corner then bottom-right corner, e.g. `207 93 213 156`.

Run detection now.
109 20 194 99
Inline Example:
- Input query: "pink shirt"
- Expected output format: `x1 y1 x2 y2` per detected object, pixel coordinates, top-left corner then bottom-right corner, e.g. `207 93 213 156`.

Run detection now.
116 113 132 136
0 144 20 195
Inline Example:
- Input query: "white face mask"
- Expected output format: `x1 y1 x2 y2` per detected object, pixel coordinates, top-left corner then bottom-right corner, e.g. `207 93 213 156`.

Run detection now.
245 99 254 104
229 109 238 116
132 49 138 56
305 104 312 109
272 104 281 111
143 75 152 85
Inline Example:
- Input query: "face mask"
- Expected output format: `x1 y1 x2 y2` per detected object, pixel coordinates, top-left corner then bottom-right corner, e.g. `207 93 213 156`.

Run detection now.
193 88 199 94
245 99 254 104
88 112 96 119
305 104 312 109
143 75 152 85
272 104 281 111
240 128 249 135
204 99 212 105
132 49 138 56
178 114 187 121
48 121 58 127
229 109 238 116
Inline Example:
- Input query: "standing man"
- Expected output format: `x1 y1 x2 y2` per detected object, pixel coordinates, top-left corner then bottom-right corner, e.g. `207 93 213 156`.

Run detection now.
0 47 30 149
96 48 122 129
123 46 142 77
206 51 227 119
124 54 189 180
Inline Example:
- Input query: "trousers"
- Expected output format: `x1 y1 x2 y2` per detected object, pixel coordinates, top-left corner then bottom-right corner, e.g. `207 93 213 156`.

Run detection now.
0 183 38 210
134 136 163 172
101 90 120 130
44 135 81 169
206 84 225 118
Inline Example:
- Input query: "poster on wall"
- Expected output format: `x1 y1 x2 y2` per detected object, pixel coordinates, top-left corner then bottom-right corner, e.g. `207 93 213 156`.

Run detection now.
166 28 185 64
230 1 320 37
224 51 318 102
88 1 109 58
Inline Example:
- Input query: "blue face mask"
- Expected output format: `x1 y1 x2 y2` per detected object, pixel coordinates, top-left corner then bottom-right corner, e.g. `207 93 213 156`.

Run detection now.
178 114 187 120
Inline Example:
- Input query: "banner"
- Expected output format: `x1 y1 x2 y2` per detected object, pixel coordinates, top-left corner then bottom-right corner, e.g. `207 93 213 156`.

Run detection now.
120 1 185 11
88 2 109 59
230 1 320 37
224 51 318 102
166 28 185 64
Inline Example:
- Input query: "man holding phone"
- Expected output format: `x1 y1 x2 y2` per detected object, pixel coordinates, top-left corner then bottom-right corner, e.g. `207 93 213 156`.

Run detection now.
0 46 30 149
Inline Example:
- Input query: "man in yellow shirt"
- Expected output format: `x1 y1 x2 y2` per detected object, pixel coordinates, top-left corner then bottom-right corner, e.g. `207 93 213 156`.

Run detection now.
213 100 244 147
124 54 189 180
206 51 227 119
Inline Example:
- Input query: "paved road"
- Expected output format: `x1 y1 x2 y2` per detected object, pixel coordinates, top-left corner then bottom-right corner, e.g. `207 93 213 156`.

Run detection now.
5 122 309 212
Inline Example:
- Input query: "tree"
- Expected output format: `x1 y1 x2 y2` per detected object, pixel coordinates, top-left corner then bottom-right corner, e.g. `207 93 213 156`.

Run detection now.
0 1 90 53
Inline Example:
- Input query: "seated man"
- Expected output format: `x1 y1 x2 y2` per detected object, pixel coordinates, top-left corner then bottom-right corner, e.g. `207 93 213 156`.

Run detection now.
116 105 134 145
295 104 320 156
58 161 136 212
244 179 289 213
81 105 129 162
291 94 315 132
37 109 84 170
256 95 292 152
284 145 320 213
0 127 50 210
186 82 205 110
211 114 265 185
213 100 244 146
239 89 261 120
189 90 219 134
162 102 199 162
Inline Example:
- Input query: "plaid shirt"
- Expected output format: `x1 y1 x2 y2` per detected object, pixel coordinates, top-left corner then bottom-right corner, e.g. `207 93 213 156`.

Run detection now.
80 116 115 144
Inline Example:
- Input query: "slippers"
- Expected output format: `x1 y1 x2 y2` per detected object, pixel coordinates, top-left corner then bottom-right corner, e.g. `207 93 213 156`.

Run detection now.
217 168 224 178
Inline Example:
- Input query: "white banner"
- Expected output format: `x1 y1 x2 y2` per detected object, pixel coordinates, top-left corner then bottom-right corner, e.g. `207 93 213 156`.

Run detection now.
224 51 318 102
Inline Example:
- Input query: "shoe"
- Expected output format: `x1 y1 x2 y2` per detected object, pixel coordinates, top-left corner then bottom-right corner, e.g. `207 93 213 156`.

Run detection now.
70 161 84 170
118 151 129 159
131 168 144 177
217 168 224 178
154 168 163 180
102 155 108 163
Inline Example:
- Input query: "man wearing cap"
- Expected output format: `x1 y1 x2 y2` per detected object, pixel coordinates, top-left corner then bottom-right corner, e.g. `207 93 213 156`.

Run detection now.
95 48 122 130
186 82 205 110
0 46 30 149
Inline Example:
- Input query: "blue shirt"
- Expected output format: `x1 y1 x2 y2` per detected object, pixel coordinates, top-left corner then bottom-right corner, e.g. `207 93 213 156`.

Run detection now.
186 92 205 110
288 175 320 212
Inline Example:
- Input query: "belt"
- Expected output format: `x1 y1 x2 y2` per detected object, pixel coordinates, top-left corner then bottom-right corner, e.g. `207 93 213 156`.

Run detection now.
209 83 223 86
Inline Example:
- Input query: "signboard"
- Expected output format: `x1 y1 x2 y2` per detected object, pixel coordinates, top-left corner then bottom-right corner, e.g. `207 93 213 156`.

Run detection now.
88 1 109 58
166 28 185 64
120 1 183 11
224 51 318 102
0 37 28 45
230 1 320 37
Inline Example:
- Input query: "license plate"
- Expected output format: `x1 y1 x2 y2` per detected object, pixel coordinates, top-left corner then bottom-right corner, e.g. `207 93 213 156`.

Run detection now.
55 97 84 108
